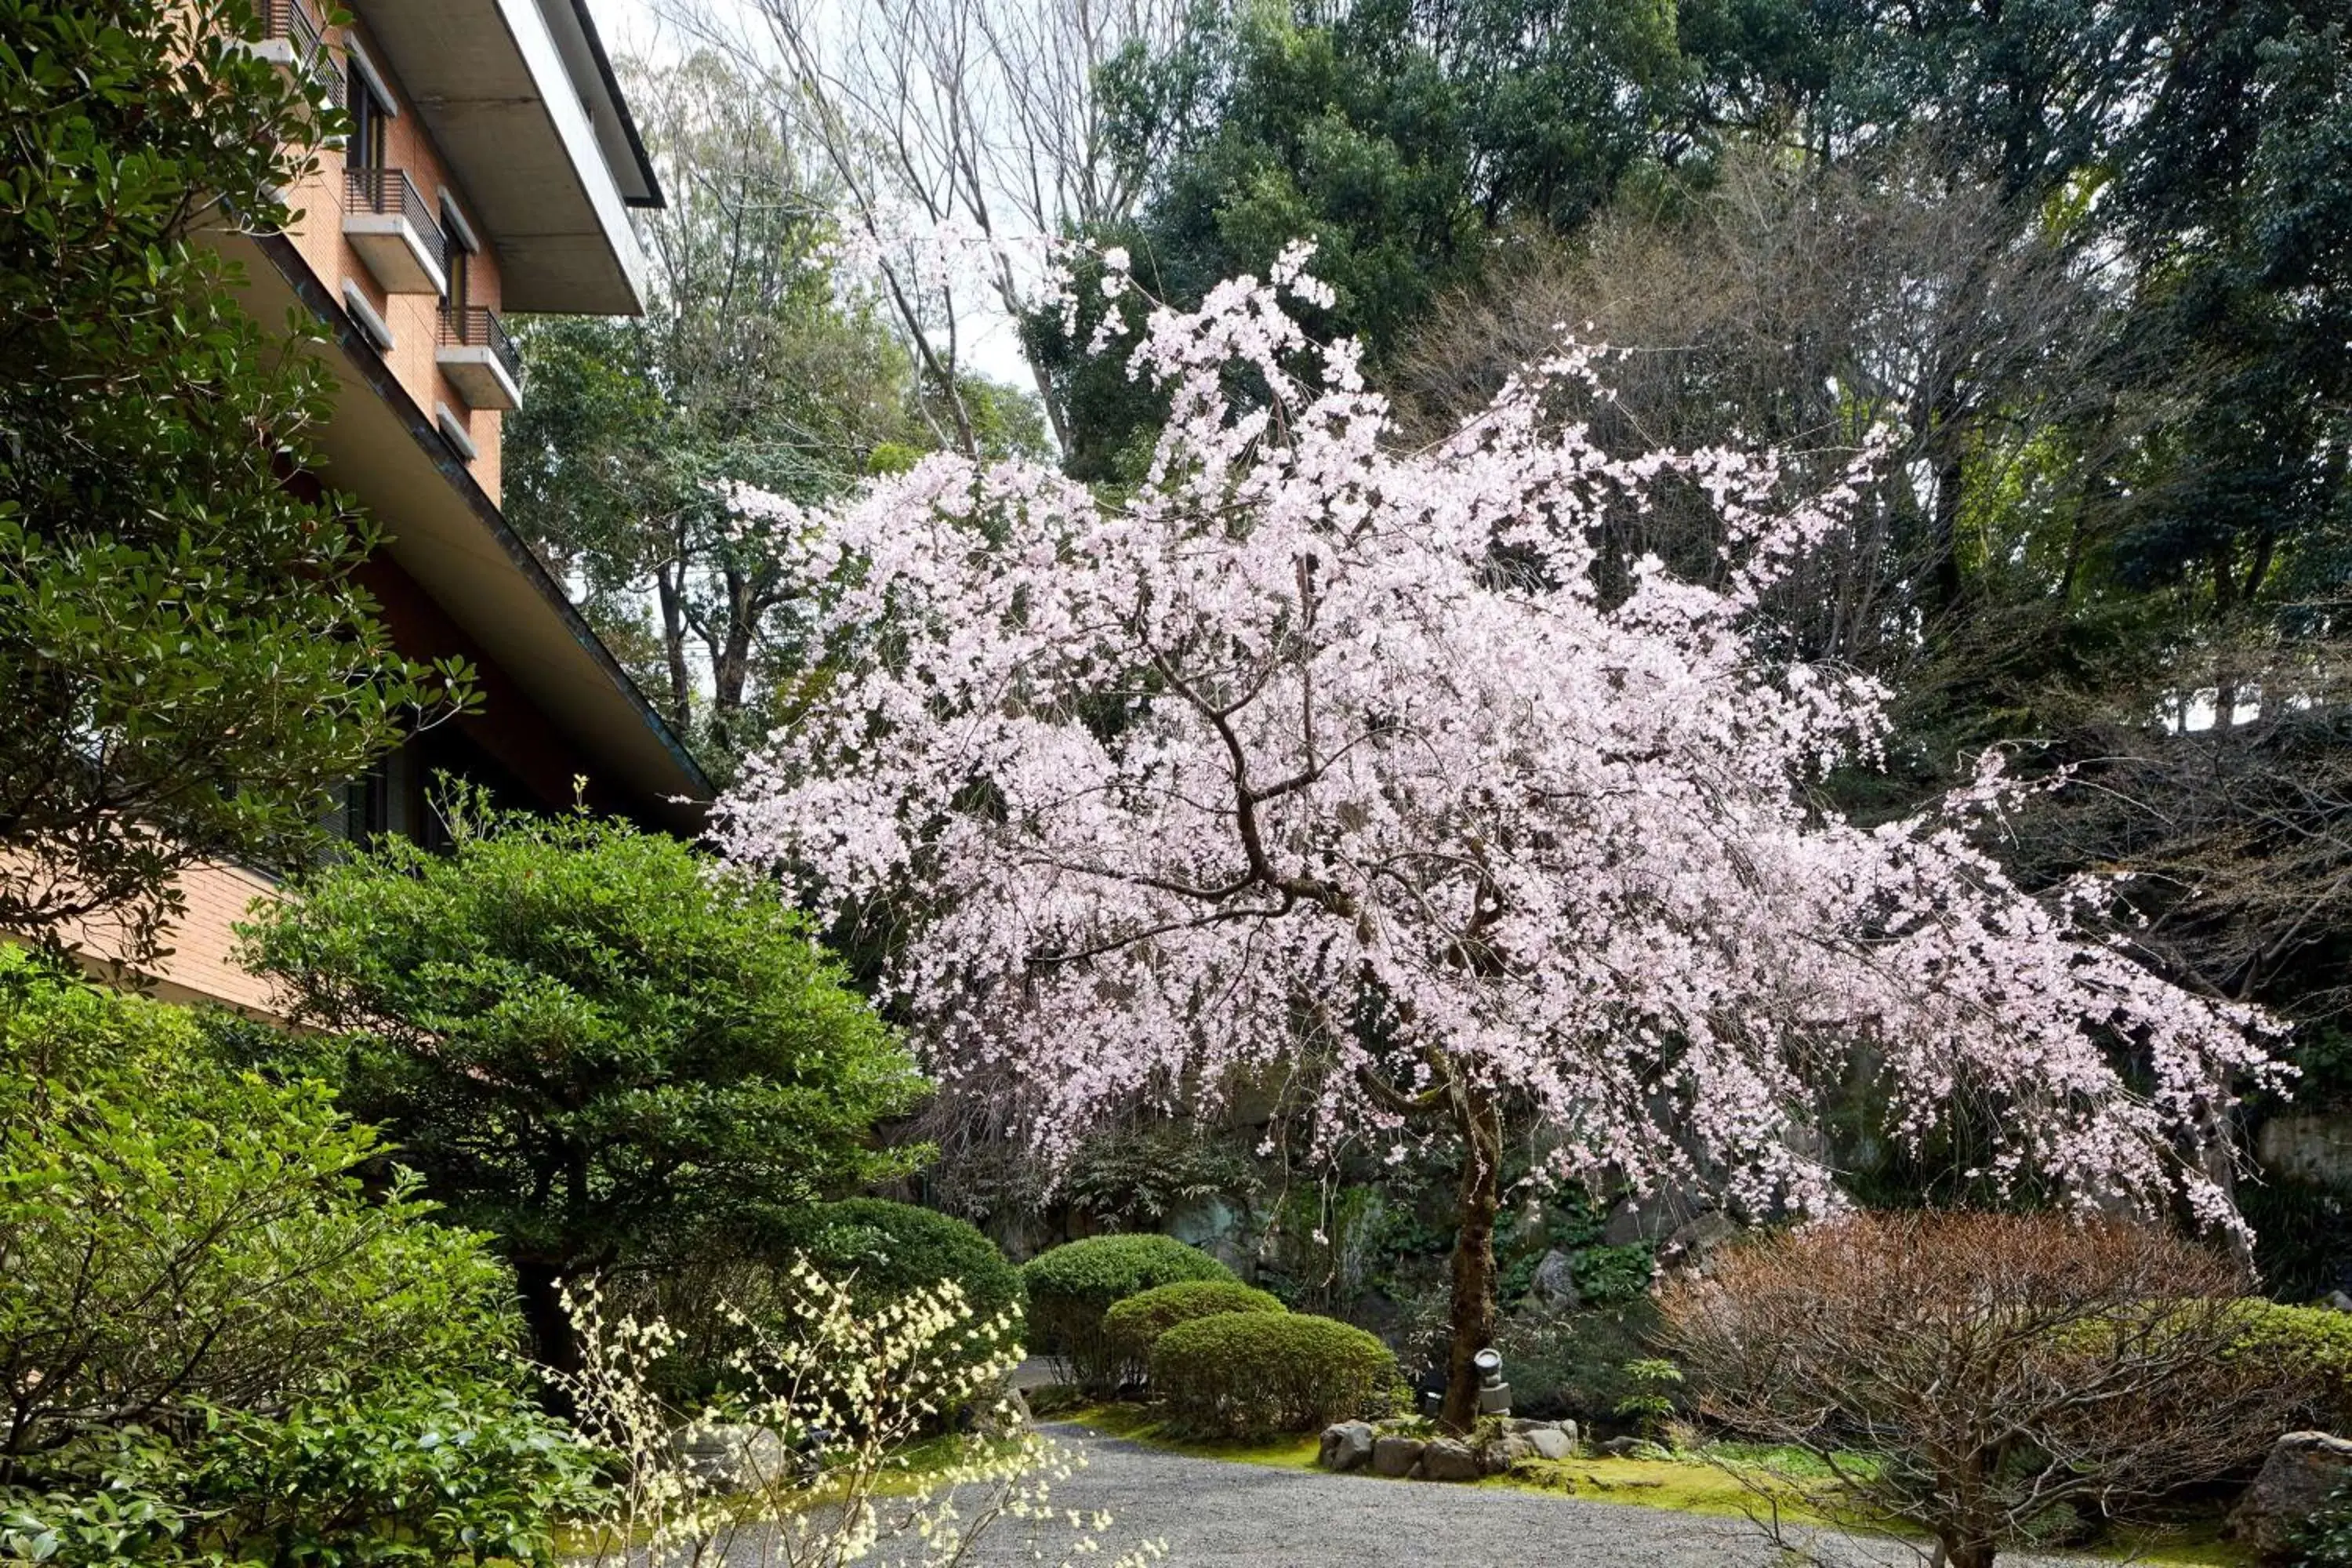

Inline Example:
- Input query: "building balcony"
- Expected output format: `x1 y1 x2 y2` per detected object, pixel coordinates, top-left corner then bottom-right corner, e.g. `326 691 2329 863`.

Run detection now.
343 167 447 296
245 1 344 110
437 305 523 412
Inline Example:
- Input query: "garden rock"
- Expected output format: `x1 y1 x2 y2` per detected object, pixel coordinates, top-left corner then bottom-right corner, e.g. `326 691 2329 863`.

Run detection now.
672 1421 793 1493
1319 1421 1376 1473
1371 1436 1425 1477
1603 1188 1704 1247
973 1388 1032 1439
1660 1211 1738 1276
2230 1430 2352 1563
1421 1438 1483 1483
1479 1433 1539 1472
1528 1425 1575 1461
1530 1248 1581 1308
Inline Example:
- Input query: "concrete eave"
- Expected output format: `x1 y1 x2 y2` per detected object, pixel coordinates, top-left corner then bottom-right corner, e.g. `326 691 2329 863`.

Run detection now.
346 0 654 314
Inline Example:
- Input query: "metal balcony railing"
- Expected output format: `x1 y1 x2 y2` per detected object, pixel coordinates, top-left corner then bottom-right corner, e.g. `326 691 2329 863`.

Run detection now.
345 167 447 281
258 0 344 109
439 305 524 395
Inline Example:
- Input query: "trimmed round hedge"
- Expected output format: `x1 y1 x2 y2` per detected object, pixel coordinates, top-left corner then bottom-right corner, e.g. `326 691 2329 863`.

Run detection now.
757 1199 1025 1345
2226 1300 2352 1426
1104 1280 1285 1368
1149 1312 1401 1439
1020 1234 1236 1392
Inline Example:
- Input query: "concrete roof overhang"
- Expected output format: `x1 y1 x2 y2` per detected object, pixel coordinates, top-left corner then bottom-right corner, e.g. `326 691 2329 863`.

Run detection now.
348 0 661 314
234 230 713 837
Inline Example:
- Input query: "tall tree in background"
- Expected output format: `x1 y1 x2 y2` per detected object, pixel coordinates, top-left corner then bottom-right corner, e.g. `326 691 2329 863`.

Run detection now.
1040 0 1693 478
0 0 464 963
713 0 1184 456
508 52 967 775
715 264 2278 1429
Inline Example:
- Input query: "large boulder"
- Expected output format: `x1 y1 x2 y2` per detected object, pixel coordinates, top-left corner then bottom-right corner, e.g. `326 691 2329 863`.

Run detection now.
1527 1425 1575 1461
1659 1210 1738 1278
1371 1435 1425 1478
671 1421 794 1493
1529 1248 1581 1309
1602 1188 1705 1247
971 1387 1032 1440
1319 1421 1376 1473
2230 1430 2352 1563
1421 1437 1483 1483
1479 1432 1539 1473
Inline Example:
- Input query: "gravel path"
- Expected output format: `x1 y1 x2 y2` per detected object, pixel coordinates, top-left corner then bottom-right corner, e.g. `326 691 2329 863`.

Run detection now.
918 1424 2095 1568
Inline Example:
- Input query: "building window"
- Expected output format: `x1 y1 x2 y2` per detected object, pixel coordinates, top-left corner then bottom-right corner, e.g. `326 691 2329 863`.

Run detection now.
442 205 472 313
343 756 391 845
347 57 389 169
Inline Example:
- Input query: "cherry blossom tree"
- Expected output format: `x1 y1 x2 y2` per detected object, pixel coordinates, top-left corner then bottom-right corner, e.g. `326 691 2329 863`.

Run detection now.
713 249 2282 1431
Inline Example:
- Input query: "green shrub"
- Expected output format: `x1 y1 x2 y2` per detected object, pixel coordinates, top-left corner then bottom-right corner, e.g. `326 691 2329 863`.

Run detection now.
2226 1300 2352 1426
237 797 927 1370
2296 1478 2352 1568
620 1201 1024 1406
763 1199 1025 1334
1485 1301 1664 1423
1149 1312 1401 1439
1104 1280 1285 1370
0 947 587 1563
1021 1235 1236 1392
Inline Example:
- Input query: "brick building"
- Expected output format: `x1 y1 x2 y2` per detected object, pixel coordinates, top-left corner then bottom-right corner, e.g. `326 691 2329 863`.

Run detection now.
95 0 710 1015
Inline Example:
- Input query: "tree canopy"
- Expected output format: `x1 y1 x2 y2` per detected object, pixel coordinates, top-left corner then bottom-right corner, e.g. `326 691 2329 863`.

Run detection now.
238 796 928 1369
0 0 466 961
713 262 2279 1426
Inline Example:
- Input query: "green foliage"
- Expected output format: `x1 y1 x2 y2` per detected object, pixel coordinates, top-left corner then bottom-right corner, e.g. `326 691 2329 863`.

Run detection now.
189 1376 595 1566
1493 1191 1656 1312
1062 1123 1264 1232
1103 1281 1287 1370
1613 1357 1686 1439
2296 1478 2352 1568
2225 1300 2352 1428
0 948 516 1434
1489 1301 1667 1425
237 795 927 1366
1148 1312 1401 1439
0 0 466 962
0 949 583 1563
1044 0 1696 477
506 51 933 775
1019 1235 1237 1393
0 1378 597 1566
625 1199 1029 1399
2240 1171 2352 1305
757 1199 1024 1340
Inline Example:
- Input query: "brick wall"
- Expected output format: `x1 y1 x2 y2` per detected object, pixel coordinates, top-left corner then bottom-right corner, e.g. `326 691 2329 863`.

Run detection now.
7 859 288 1020
283 14 506 503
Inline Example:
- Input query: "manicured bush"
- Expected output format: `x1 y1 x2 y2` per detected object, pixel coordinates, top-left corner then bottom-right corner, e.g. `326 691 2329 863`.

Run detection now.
1149 1312 1401 1439
622 1201 1024 1406
2225 1300 2352 1426
238 797 927 1371
1103 1280 1285 1370
1020 1235 1236 1392
761 1199 1025 1342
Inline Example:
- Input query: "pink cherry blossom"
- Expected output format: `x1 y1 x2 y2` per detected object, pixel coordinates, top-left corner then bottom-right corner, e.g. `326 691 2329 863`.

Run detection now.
713 259 2284 1421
